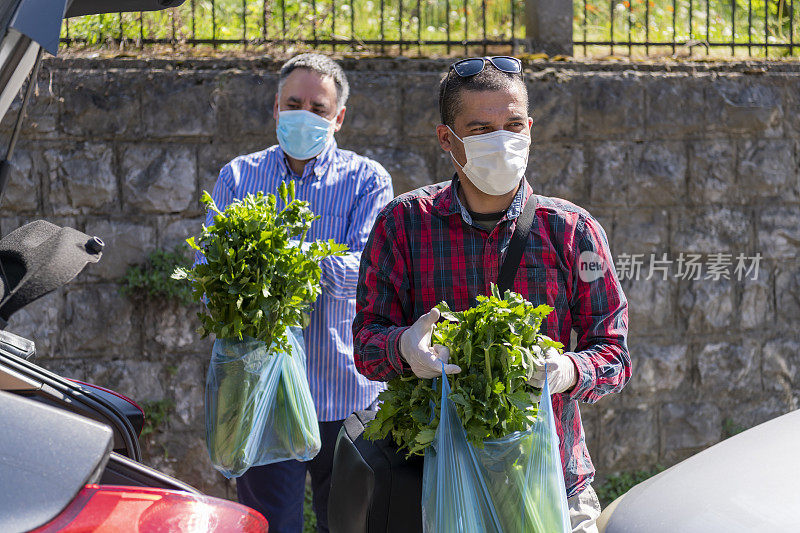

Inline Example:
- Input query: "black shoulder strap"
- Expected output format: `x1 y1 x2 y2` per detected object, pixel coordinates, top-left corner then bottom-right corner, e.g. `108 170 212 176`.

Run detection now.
497 192 537 294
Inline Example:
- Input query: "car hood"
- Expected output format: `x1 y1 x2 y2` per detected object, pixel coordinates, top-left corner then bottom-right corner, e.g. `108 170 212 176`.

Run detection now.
0 0 185 122
603 408 800 533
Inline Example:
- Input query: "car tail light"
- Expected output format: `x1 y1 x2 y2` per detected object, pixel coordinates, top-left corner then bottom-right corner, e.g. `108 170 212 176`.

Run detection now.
31 485 268 532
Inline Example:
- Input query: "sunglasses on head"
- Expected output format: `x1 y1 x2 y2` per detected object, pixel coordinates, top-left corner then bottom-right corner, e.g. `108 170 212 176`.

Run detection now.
449 56 523 78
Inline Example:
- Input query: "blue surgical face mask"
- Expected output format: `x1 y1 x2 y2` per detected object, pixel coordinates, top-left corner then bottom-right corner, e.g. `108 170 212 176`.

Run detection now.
276 109 334 160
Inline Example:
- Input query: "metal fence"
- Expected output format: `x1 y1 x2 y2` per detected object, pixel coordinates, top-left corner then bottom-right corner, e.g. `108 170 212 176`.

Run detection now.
60 0 799 57
574 0 799 57
60 0 525 56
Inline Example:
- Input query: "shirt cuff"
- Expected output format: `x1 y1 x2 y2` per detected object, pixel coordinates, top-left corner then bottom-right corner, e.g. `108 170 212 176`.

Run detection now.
565 351 596 402
386 326 410 377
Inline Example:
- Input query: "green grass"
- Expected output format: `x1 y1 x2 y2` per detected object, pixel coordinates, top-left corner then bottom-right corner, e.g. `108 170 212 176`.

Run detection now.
61 1 798 58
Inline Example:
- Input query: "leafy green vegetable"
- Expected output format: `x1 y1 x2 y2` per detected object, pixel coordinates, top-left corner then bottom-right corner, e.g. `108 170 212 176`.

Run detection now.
365 284 561 456
172 182 348 351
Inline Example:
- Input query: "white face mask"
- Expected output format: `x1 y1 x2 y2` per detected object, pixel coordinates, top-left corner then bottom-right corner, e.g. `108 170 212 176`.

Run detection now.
447 126 531 196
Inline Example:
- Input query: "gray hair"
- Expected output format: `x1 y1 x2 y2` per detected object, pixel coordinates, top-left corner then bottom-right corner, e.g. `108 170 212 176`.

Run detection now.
278 53 350 110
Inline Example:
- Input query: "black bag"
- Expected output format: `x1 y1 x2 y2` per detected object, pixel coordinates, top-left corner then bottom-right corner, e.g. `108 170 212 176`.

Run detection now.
328 410 424 533
328 191 538 533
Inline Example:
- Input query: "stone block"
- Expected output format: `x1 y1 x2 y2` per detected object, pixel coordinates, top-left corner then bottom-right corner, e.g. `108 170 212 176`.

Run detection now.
775 264 800 328
587 141 631 207
214 71 278 138
60 70 142 138
62 284 136 356
4 290 63 359
578 74 644 140
84 359 166 403
625 339 689 396
0 68 59 136
757 207 800 260
528 73 577 142
158 215 205 253
687 140 737 205
645 76 706 138
337 74 402 148
678 278 734 334
82 219 157 280
527 143 586 203
739 270 773 330
737 139 798 201
167 357 206 431
3 146 44 212
612 208 669 255
629 141 687 206
45 142 118 215
196 141 270 204
144 301 206 356
762 339 800 403
121 144 196 214
696 340 759 395
785 77 800 138
705 77 783 137
598 404 659 472
142 71 216 137
672 207 753 254
356 145 433 195
400 74 441 139
661 402 721 454
619 276 674 335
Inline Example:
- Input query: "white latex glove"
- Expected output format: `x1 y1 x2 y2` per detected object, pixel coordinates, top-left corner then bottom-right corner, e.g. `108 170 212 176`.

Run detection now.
529 345 578 395
399 308 462 379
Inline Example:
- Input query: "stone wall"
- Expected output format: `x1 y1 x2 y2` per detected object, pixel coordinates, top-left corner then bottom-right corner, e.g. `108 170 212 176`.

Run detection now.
3 57 799 497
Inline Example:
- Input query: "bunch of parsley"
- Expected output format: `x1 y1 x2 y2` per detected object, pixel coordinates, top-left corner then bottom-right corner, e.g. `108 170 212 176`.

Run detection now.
173 181 348 350
365 285 561 456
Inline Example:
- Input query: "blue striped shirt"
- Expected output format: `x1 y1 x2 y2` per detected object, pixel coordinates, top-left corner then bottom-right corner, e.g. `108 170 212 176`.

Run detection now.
204 139 394 421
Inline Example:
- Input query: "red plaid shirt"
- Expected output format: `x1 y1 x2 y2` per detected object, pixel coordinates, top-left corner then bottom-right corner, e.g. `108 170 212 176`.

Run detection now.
352 176 630 498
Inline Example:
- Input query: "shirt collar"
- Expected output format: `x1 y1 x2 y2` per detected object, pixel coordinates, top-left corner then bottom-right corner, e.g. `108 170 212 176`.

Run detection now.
437 174 532 225
277 137 337 181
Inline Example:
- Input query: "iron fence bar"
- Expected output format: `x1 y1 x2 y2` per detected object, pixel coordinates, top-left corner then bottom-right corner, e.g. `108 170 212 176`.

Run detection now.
627 0 632 56
706 0 710 56
212 0 217 49
350 0 355 52
312 0 318 48
61 36 518 47
139 11 144 48
571 38 796 47
332 0 337 52
263 0 267 41
482 0 487 55
748 0 752 55
791 0 795 56
764 0 768 57
689 0 693 44
172 8 176 46
242 0 247 49
464 0 468 55
583 0 588 56
610 0 614 56
672 0 677 54
417 0 422 54
281 0 286 51
118 13 123 43
399 0 404 54
191 0 196 42
65 17 69 41
645 0 650 56
731 0 735 56
446 0 451 54
380 0 385 54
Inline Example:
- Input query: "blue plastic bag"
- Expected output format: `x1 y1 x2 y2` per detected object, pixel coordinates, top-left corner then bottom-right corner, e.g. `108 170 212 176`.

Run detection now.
205 327 321 478
421 367 570 532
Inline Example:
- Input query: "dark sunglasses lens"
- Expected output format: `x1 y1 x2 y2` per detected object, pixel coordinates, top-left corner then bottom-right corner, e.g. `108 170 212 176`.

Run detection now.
490 56 522 73
452 58 486 77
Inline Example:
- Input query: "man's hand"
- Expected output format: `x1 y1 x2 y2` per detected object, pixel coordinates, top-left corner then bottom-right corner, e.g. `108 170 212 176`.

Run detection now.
529 344 578 394
399 308 462 379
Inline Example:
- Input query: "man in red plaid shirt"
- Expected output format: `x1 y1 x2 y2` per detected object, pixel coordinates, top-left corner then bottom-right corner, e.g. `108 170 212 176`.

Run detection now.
352 57 630 532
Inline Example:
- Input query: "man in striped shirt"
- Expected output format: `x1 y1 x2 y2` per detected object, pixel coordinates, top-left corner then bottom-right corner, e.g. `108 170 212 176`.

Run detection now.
353 57 630 532
204 54 393 533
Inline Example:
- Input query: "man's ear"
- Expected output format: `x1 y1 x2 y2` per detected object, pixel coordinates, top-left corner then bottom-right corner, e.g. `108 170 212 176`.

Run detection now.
436 124 453 152
332 106 346 132
528 116 533 130
272 93 280 122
